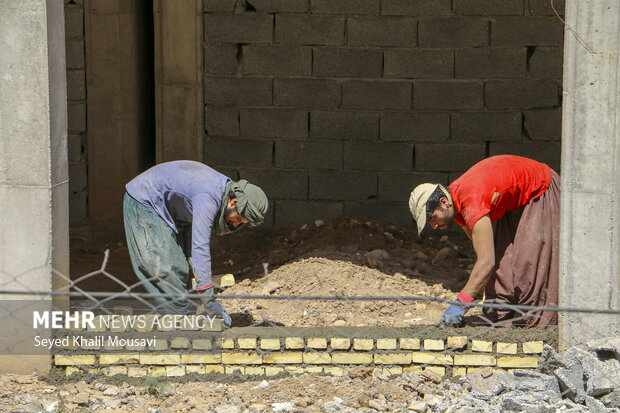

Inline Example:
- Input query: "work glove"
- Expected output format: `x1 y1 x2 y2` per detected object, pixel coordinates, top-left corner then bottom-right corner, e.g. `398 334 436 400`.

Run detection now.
197 286 232 328
440 291 475 327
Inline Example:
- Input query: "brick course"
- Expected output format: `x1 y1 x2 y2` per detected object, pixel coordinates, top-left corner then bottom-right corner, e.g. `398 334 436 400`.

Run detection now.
243 46 312 76
453 0 524 16
274 78 340 109
313 48 383 78
347 17 417 47
418 17 489 47
381 0 451 16
342 81 411 110
310 111 379 141
204 14 273 44
384 49 454 79
455 47 526 78
276 15 345 45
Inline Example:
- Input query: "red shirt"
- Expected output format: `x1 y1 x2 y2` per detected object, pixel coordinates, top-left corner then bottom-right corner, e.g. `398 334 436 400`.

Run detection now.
448 155 552 230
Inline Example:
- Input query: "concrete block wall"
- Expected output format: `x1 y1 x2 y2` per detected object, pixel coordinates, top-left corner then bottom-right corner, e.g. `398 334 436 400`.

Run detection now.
203 0 565 228
64 0 88 224
53 320 552 378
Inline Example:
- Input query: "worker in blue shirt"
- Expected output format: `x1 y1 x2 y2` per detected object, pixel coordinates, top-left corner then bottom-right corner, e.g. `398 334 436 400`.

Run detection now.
123 160 268 327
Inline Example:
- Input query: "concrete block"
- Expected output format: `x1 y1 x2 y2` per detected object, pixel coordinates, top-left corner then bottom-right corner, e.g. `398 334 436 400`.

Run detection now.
353 338 374 350
310 110 379 141
204 45 238 75
309 171 376 201
303 352 331 364
447 336 468 349
205 107 238 137
522 341 544 354
312 0 380 15
139 354 181 365
240 169 308 199
403 365 423 374
204 365 225 374
489 141 561 171
381 0 451 16
425 366 446 376
528 46 563 78
245 366 265 375
276 15 345 45
64 6 84 39
347 17 417 47
384 49 453 79
218 338 235 349
313 47 382 78
381 112 449 142
376 338 397 350
491 17 563 46
411 352 453 365
382 366 403 376
485 79 558 109
260 338 281 350
275 199 343 228
400 338 421 350
65 40 84 69
452 111 521 141
106 366 127 376
527 0 564 16
128 366 147 377
204 14 273 43
497 356 538 368
262 366 282 376
237 338 258 349
285 337 305 349
472 340 493 352
247 0 308 12
454 0 524 15
424 339 445 351
263 352 303 364
205 138 273 169
330 338 351 350
307 337 328 349
67 102 86 132
497 342 518 354
454 354 496 366
150 339 169 351
55 355 96 366
414 81 483 110
415 143 485 172
378 172 448 202
418 17 488 47
344 201 413 226
204 0 235 12
375 353 412 364
305 366 323 373
332 353 373 364
204 77 272 106
225 366 244 374
186 365 206 374
274 78 340 108
166 366 185 377
243 45 311 76
344 142 412 171
221 353 262 364
342 80 411 110
275 141 341 170
455 47 526 78
99 353 140 364
240 108 307 138
324 366 345 376
192 339 212 350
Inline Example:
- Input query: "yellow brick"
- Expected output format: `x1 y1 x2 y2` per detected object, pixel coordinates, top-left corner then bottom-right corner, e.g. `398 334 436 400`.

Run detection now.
221 352 262 364
307 338 327 349
331 353 373 364
411 352 453 365
180 315 201 331
166 366 185 377
110 316 131 332
149 338 168 351
202 318 222 331
467 367 505 374
170 337 191 349
447 336 468 349
497 356 539 368
403 365 423 374
424 366 445 376
374 353 412 365
204 365 225 374
192 339 211 350
185 365 206 374
148 366 166 377
245 366 265 375
452 367 467 377
353 338 374 350
139 354 181 365
55 355 96 366
376 338 397 350
260 338 281 350
400 338 420 350
265 366 284 376
87 315 108 332
304 366 323 373
263 352 303 364
471 340 493 352
180 354 222 364
125 342 146 351
324 366 344 376
128 366 147 377
217 338 235 349
454 354 496 366
382 366 403 376
424 339 444 351
99 353 140 364
331 338 350 350
135 314 156 332
284 366 305 374
285 337 304 349
522 341 544 354
496 342 518 354
238 338 257 349
225 366 244 374
303 352 331 364
59 340 78 350
65 366 79 377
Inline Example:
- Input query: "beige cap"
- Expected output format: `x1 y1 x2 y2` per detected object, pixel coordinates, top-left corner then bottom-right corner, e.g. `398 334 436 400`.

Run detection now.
408 183 452 235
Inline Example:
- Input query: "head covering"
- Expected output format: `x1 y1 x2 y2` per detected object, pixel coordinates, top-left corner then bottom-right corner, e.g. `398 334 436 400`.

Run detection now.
213 180 268 236
408 183 452 235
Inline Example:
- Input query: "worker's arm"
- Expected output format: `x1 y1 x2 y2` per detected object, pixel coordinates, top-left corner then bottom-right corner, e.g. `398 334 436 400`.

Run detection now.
461 225 472 241
191 193 219 290
461 214 495 298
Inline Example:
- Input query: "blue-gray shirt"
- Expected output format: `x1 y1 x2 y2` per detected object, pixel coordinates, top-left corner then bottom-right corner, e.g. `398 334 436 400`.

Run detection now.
126 161 229 288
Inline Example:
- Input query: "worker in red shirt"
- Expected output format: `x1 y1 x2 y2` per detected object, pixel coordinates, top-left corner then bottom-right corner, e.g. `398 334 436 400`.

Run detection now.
409 155 560 328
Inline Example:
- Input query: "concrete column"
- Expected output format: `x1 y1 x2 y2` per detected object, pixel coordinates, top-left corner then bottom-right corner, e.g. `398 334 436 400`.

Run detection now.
560 0 620 350
0 0 69 372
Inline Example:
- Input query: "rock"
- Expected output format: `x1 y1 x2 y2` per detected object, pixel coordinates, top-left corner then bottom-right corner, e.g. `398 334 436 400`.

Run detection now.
440 235 449 242
44 401 59 413
292 397 308 407
102 386 119 396
13 376 34 384
74 392 90 405
74 381 90 394
585 395 607 413
262 282 283 295
315 220 325 227
539 344 567 374
408 400 427 412
214 405 240 413
421 369 442 384
554 364 586 403
271 402 295 412
368 398 389 411
365 249 389 269
587 336 620 359
601 389 620 408
467 371 515 401
253 380 270 389
230 397 243 406
431 247 455 265
512 369 561 397
103 399 121 409
248 403 268 412
333 319 346 326
147 408 160 413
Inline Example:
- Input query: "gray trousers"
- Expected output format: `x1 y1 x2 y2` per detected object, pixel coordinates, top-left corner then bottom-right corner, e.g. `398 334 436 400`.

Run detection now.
123 193 192 314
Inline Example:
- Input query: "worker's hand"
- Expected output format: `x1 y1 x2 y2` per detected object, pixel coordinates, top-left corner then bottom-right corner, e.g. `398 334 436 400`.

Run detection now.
440 304 467 327
197 286 232 328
